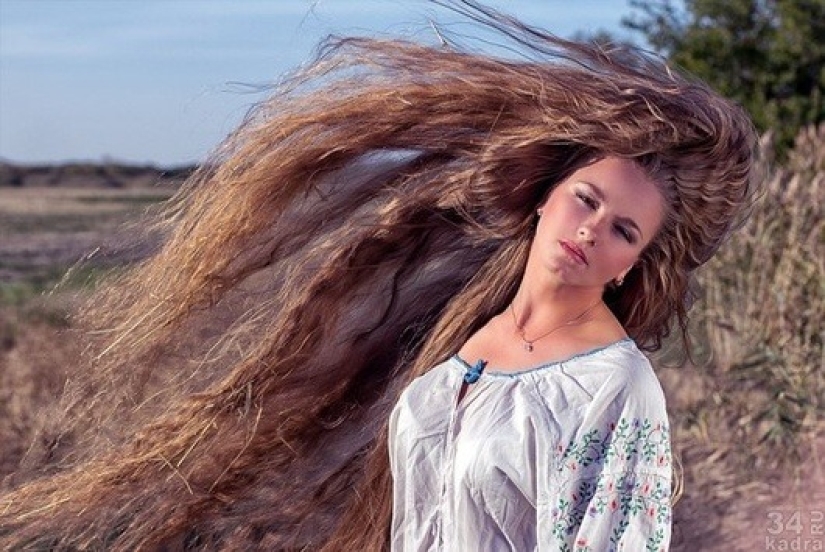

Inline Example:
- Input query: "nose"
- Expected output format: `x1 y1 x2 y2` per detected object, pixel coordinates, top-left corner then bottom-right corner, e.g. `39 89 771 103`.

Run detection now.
578 225 596 246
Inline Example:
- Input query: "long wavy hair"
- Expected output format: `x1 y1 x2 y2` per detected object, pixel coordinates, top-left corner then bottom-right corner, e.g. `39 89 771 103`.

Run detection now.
0 2 756 550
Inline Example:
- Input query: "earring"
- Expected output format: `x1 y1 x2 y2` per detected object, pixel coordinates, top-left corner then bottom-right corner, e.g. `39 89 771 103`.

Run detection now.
614 275 625 287
537 208 543 216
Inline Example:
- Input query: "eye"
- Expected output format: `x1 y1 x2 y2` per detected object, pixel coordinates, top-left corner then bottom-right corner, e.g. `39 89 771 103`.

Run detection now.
614 224 636 244
576 192 598 210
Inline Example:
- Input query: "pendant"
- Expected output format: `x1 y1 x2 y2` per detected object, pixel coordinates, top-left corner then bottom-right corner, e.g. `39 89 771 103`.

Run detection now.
523 341 534 352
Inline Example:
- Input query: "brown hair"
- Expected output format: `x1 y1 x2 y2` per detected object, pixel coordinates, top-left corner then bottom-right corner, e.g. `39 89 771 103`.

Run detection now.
0 2 756 549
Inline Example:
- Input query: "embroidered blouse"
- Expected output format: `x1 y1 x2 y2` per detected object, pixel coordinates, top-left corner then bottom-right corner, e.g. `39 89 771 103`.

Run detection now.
389 338 671 552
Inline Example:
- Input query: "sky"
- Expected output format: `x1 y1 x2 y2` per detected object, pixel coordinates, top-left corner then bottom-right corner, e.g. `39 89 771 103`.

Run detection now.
0 0 638 167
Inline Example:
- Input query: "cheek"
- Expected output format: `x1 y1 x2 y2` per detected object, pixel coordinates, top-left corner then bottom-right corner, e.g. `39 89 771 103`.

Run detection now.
551 199 585 227
605 245 643 273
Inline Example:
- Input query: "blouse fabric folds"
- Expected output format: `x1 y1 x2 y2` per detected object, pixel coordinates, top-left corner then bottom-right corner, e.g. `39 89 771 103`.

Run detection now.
389 338 671 552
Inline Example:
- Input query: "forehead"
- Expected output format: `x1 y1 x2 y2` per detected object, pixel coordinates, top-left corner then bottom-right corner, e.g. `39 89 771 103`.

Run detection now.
566 157 664 199
567 156 659 194
563 157 665 227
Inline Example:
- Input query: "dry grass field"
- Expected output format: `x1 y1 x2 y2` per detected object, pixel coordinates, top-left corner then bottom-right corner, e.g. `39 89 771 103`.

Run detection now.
0 127 822 550
0 185 173 285
0 183 176 483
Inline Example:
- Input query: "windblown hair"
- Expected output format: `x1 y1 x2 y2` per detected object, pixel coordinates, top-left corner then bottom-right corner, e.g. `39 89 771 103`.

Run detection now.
0 2 756 550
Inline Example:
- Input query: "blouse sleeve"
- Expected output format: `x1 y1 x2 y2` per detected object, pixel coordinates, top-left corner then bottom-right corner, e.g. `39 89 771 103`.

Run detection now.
537 361 672 552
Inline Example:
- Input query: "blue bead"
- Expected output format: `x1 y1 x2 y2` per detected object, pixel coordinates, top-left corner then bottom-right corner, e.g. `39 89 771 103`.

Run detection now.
463 359 487 384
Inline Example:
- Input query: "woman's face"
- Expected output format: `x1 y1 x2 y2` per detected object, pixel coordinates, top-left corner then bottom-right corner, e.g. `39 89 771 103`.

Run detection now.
529 156 666 291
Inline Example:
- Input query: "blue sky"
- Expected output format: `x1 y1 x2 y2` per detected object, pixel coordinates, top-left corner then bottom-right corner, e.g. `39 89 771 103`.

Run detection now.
0 0 638 167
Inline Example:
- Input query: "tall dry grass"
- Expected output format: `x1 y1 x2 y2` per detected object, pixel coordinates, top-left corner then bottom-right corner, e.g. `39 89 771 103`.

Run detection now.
698 123 824 459
660 124 824 550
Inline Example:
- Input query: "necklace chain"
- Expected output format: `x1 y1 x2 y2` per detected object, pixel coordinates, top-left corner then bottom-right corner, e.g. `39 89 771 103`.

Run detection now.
509 299 602 352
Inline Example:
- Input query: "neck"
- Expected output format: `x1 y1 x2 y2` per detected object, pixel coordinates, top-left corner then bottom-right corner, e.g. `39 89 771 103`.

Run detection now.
510 282 604 330
508 287 604 353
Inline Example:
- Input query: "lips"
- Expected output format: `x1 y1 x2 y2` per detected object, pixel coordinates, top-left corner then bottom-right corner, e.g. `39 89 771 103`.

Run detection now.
559 240 588 265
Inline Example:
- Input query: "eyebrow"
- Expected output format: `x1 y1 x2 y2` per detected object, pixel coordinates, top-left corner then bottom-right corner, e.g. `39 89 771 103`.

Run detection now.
579 181 644 240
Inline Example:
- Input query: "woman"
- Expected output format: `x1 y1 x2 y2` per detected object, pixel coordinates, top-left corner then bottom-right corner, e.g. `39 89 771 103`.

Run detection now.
0 2 755 550
390 156 673 550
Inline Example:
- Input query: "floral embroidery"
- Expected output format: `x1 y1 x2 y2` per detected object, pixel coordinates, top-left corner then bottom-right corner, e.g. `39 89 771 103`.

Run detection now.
549 416 671 551
559 417 670 472
645 527 667 551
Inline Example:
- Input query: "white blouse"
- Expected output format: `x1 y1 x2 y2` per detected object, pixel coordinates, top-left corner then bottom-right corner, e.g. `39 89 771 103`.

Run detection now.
389 338 671 552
